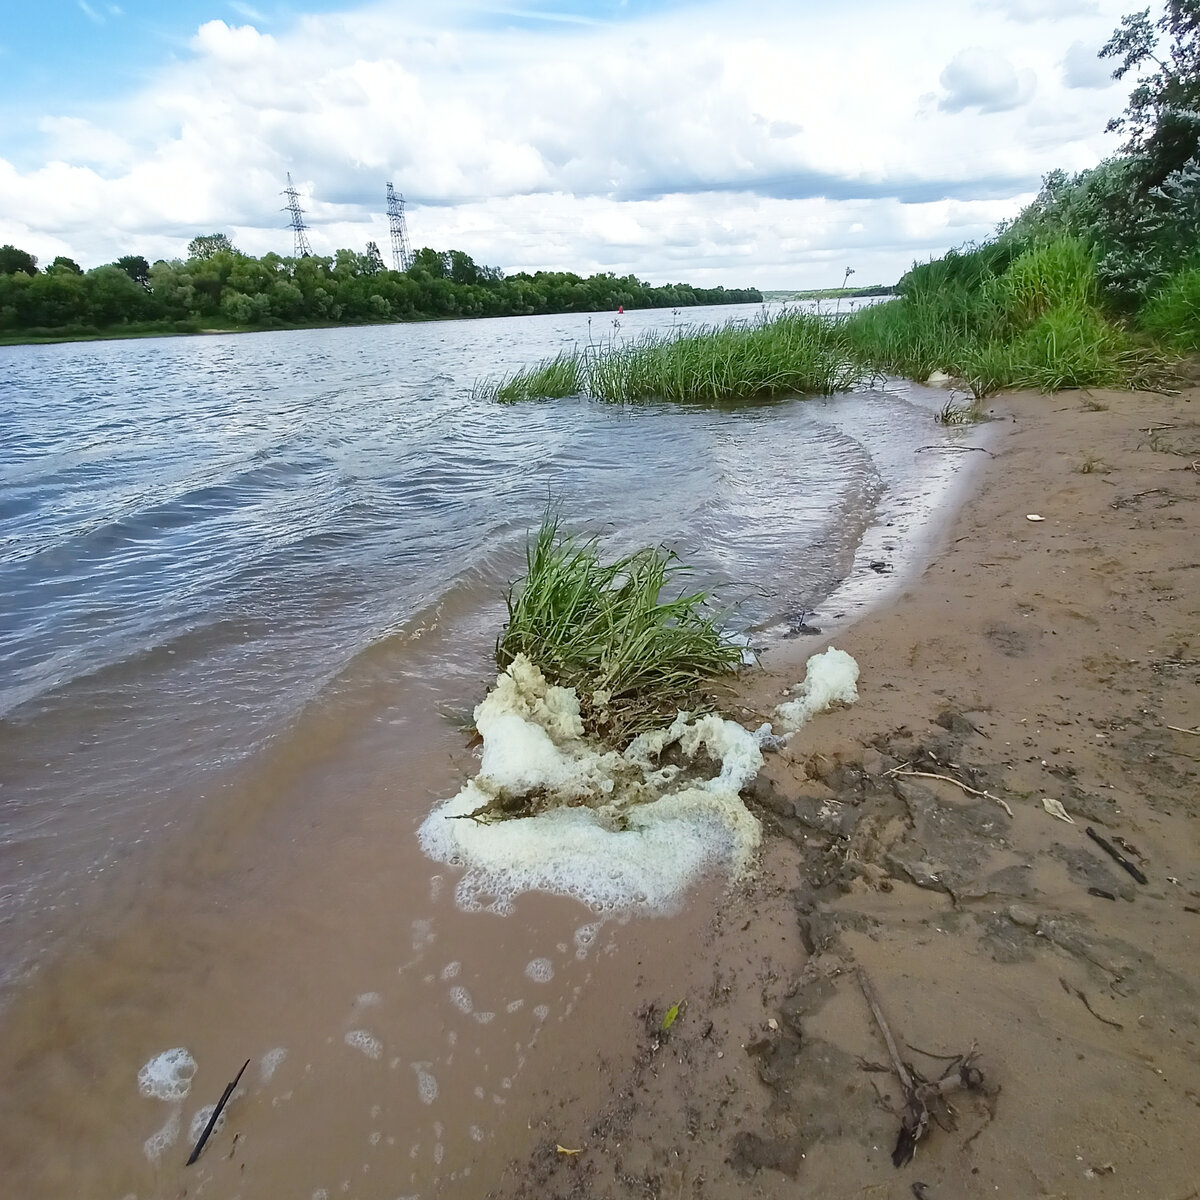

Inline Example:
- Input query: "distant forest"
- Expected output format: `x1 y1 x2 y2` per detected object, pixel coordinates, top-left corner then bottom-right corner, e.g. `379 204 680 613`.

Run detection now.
0 236 763 343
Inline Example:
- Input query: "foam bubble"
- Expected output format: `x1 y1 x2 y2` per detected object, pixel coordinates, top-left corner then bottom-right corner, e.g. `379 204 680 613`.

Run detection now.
469 1125 485 1142
138 1048 197 1102
524 958 554 984
440 962 461 981
260 1047 288 1083
418 656 763 914
368 1131 381 1146
344 1031 382 1061
143 1108 180 1161
774 647 859 734
355 992 382 1008
411 919 434 953
433 1143 444 1166
505 999 525 1014
412 1064 438 1104
573 922 602 959
473 1011 495 1025
533 1004 549 1022
448 986 473 1014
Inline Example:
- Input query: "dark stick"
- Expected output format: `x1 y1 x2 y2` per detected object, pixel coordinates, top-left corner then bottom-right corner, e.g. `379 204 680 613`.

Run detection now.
186 1059 250 1166
1086 827 1149 885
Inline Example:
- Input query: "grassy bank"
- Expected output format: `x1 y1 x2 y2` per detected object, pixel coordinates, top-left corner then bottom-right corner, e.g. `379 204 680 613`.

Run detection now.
842 236 1176 397
483 235 1182 406
479 310 862 404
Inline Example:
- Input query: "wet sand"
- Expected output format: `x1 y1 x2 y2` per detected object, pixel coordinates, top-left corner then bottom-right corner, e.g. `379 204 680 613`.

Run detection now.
494 380 1200 1199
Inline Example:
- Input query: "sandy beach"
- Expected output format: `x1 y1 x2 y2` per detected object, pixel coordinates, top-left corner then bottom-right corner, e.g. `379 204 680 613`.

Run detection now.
491 378 1200 1199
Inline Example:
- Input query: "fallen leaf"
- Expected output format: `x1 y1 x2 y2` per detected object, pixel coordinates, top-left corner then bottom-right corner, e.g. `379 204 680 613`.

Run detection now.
1042 797 1075 823
661 1001 684 1031
1026 513 1045 522
556 1145 583 1156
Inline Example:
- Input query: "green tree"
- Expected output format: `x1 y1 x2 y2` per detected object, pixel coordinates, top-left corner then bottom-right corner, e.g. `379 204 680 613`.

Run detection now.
187 233 236 260
1102 1 1200 189
113 254 150 285
47 256 83 275
0 245 38 276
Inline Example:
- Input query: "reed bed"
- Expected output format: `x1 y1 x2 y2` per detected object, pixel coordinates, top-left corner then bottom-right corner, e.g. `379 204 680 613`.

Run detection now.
479 310 862 405
497 515 742 742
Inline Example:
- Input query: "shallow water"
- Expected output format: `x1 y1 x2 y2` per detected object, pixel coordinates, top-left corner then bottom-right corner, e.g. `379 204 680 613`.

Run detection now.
0 304 972 1196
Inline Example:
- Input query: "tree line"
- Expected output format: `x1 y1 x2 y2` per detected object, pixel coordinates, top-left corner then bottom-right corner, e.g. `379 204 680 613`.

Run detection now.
0 235 762 341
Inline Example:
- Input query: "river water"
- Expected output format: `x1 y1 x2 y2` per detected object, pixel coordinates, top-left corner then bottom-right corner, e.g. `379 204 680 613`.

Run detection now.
0 303 971 1197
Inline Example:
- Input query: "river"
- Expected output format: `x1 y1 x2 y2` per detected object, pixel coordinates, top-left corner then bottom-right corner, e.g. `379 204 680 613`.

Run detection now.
0 303 970 1197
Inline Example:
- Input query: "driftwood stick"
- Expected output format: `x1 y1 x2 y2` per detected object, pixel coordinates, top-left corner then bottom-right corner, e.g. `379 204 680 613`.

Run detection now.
186 1059 250 1166
857 968 913 1092
891 769 1014 817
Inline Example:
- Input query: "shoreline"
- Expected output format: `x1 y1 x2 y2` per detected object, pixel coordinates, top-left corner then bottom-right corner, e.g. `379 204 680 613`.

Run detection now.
492 380 1200 1198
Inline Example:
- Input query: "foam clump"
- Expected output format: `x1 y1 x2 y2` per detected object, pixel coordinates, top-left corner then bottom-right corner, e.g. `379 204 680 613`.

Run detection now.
138 1047 197 1102
418 654 763 914
773 647 859 735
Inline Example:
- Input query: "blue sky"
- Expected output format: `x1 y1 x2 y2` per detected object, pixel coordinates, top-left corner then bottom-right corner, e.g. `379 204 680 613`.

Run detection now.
0 0 1135 286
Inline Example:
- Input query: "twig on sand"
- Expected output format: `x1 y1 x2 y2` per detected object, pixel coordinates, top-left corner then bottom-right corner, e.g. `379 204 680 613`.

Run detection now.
915 445 992 456
889 768 1014 817
1059 977 1124 1031
186 1059 250 1166
1166 724 1200 736
856 968 989 1167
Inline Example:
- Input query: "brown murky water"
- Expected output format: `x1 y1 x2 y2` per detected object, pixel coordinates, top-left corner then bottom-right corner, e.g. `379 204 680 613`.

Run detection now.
0 309 972 1197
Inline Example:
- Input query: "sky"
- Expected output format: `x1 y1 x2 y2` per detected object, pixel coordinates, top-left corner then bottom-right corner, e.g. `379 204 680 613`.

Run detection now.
0 0 1138 288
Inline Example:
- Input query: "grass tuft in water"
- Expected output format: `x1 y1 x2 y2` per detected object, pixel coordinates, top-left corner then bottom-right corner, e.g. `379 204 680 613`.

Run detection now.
496 515 743 742
481 310 861 405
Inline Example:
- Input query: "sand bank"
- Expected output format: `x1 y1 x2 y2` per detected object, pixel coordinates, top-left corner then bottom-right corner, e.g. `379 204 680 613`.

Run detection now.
492 380 1200 1199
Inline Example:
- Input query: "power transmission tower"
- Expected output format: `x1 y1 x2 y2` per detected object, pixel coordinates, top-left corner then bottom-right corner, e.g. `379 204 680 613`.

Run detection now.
386 182 412 271
282 173 313 258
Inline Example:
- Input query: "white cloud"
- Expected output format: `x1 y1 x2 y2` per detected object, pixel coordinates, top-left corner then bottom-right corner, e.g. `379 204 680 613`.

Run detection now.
939 48 1036 114
1062 39 1114 89
985 0 1099 21
0 0 1135 286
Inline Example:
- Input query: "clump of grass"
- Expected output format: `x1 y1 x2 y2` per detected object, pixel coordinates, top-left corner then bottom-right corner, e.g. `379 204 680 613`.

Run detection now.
588 312 860 404
479 352 584 403
1140 266 1200 351
1079 454 1108 474
497 515 742 742
935 397 983 425
483 310 861 407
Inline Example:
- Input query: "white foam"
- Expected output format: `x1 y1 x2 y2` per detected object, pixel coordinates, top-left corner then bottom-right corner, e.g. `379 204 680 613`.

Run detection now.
533 1004 549 1022
355 992 382 1008
344 1030 382 1061
188 1103 225 1144
573 922 602 960
412 1064 438 1105
138 1048 197 1102
440 962 461 981
469 1125 485 1142
524 958 554 984
473 1011 495 1025
411 919 434 953
143 1107 181 1161
418 655 763 914
773 647 859 734
448 986 473 1014
505 999 524 1014
260 1047 288 1083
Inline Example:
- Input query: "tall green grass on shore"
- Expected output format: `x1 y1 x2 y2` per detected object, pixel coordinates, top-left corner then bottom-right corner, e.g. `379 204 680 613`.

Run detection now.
497 515 742 743
843 236 1175 398
477 310 862 405
1140 266 1200 351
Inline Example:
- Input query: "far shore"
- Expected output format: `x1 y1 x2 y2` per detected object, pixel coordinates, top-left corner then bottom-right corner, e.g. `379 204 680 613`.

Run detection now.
492 373 1200 1198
